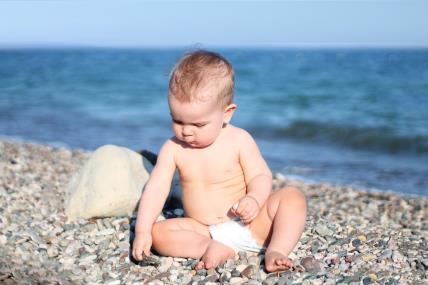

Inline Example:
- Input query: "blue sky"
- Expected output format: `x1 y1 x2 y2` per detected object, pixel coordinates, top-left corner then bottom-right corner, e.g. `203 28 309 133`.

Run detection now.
0 0 427 48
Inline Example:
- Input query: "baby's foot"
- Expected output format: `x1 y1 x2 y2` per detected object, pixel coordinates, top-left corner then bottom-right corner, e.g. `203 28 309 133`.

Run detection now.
264 250 293 272
195 240 235 270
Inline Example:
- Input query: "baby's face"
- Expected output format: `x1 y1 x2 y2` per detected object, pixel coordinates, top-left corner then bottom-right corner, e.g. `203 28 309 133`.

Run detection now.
168 95 226 148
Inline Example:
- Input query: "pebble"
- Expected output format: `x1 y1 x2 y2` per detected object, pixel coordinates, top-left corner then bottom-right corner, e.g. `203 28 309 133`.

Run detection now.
97 228 115 236
1 140 427 284
158 257 173 273
351 238 362 248
173 208 184 216
47 246 58 258
392 250 404 262
248 255 260 266
241 264 258 279
247 280 262 285
231 268 241 277
229 277 244 284
0 235 7 245
220 271 232 282
301 256 321 272
315 224 334 236
381 249 393 259
196 268 207 276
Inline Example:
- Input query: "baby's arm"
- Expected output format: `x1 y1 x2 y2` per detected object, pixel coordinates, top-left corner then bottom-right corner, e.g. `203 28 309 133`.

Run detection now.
132 139 177 260
233 130 272 223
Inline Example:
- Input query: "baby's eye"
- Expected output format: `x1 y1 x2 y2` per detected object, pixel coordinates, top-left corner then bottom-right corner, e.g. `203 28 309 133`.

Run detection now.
173 119 183 125
195 123 207 128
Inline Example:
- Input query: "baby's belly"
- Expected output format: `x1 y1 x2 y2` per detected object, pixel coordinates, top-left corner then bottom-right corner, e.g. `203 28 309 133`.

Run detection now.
182 184 246 225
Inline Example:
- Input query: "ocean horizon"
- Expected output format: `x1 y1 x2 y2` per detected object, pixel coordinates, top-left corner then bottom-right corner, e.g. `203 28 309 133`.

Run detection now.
1 48 427 196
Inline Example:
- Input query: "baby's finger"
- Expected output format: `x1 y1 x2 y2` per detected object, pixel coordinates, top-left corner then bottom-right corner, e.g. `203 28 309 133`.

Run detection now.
236 202 249 215
143 246 151 257
232 202 239 211
244 211 258 222
133 247 143 261
230 204 238 216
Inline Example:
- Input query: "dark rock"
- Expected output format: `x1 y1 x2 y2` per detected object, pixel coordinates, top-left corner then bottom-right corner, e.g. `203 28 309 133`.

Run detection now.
196 269 207 276
204 274 219 282
386 277 398 285
351 238 362 248
345 254 357 263
362 276 371 285
341 273 362 283
241 265 259 280
220 271 231 283
138 255 161 267
300 256 321 272
137 149 158 166
231 269 241 277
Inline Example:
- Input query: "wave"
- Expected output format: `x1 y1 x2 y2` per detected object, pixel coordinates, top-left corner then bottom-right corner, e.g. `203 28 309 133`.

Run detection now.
249 120 428 154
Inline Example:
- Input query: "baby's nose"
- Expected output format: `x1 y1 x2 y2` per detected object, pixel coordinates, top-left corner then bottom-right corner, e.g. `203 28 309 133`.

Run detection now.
182 126 193 136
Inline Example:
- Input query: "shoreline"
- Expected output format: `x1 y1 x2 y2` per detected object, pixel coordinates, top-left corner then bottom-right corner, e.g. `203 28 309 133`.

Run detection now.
0 139 427 284
1 136 425 199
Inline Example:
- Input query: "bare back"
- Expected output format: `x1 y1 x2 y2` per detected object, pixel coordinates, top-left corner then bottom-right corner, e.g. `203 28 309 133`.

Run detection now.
173 125 247 225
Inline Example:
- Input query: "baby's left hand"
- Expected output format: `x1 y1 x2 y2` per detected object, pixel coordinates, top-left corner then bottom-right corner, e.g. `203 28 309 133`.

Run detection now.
231 195 260 224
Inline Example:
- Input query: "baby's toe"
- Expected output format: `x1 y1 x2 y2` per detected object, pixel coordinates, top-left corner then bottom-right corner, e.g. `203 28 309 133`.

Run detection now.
195 261 205 270
278 258 292 269
202 256 216 269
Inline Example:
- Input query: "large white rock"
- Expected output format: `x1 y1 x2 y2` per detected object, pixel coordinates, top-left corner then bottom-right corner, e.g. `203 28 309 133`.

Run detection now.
65 144 153 221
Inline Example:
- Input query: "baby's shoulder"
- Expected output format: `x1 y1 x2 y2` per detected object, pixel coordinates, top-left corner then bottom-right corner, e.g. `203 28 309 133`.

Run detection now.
225 124 255 144
159 137 182 154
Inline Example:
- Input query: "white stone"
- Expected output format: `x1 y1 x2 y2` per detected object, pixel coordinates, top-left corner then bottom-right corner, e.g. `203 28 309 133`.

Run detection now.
0 234 7 245
158 256 173 273
97 228 115 236
47 246 59 258
65 145 153 221
229 277 244 284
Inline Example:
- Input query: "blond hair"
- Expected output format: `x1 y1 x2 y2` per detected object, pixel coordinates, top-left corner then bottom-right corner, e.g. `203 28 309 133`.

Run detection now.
169 50 234 107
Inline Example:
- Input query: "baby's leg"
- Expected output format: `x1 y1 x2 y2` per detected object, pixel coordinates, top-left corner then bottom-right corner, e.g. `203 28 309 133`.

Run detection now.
151 217 234 269
249 187 307 272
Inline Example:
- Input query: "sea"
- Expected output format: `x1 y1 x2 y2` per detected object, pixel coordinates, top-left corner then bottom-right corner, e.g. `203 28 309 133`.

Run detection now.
1 48 427 196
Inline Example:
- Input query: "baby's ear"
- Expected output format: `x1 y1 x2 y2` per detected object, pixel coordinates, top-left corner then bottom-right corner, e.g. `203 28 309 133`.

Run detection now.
223 103 237 124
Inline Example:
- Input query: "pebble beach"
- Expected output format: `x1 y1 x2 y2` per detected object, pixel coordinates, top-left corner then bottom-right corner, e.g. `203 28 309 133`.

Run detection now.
0 139 427 285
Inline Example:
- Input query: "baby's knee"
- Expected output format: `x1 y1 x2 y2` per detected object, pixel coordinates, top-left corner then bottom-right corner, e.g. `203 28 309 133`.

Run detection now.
151 221 170 245
274 187 307 210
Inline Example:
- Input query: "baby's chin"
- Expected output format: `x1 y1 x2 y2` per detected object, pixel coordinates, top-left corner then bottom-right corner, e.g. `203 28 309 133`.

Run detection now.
184 140 214 149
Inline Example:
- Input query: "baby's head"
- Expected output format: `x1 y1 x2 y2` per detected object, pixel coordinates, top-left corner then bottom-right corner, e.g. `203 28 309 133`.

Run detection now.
169 50 234 107
168 50 237 148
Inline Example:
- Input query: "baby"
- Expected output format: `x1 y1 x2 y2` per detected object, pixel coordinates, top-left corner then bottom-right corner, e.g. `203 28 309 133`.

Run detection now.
132 50 307 272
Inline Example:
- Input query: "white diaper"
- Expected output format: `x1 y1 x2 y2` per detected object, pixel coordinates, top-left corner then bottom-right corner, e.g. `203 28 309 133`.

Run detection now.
208 218 265 253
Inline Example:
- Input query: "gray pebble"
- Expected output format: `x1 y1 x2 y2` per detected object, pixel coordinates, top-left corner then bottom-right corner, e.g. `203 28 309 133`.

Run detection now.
241 264 259 280
351 238 361 248
231 269 241 277
220 271 231 283
197 268 207 276
247 280 262 285
301 256 321 272
238 251 248 262
362 276 371 285
315 224 333 236
381 249 393 259
173 208 184 216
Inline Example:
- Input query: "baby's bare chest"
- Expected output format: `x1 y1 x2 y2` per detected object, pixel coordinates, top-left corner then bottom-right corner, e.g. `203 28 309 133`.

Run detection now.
176 146 242 185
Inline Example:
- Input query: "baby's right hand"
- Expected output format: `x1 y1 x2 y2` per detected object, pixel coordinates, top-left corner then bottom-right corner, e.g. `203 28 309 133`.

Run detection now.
132 232 152 261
